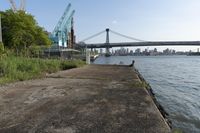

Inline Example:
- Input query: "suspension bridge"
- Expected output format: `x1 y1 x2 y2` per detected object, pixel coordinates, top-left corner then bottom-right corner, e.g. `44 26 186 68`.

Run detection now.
76 28 200 54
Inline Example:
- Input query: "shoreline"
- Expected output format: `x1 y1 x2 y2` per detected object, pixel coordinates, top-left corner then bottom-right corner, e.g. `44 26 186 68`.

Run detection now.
133 66 172 128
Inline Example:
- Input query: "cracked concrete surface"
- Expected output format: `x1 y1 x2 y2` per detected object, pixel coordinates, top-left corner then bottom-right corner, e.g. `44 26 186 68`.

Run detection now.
0 65 170 133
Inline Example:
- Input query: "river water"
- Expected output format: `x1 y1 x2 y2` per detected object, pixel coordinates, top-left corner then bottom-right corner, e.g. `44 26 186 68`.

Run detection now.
94 55 200 133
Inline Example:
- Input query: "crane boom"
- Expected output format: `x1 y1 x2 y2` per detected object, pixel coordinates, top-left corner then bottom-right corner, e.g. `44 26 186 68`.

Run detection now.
20 0 26 11
8 0 17 12
61 10 75 31
8 0 26 12
52 3 71 35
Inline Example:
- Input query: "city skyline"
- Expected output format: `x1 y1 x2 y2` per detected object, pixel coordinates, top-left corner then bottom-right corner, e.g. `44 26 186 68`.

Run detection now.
100 47 199 56
1 0 200 51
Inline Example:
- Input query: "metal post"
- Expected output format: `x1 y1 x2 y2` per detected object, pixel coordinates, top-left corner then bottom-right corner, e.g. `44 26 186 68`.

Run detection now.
86 49 90 64
85 44 90 64
0 14 2 43
106 28 110 55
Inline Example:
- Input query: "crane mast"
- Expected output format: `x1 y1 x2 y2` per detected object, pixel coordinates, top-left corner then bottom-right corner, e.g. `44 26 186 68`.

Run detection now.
8 0 26 12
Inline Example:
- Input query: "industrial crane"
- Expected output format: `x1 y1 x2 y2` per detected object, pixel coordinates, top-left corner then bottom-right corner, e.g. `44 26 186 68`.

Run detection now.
50 3 75 48
8 0 26 12
20 0 26 11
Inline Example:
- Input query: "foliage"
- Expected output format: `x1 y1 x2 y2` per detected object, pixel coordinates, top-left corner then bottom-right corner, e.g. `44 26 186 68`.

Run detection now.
0 42 6 59
0 56 85 84
60 60 85 70
0 10 51 56
29 45 43 58
0 42 4 54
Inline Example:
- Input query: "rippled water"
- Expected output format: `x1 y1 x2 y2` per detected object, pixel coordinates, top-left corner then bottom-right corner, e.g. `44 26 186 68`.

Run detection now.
94 55 200 133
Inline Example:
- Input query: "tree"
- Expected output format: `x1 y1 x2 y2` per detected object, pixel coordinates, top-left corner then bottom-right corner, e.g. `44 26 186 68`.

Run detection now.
0 10 51 56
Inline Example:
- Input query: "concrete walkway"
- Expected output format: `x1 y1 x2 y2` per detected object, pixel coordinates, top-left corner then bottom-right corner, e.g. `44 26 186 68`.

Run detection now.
0 65 170 133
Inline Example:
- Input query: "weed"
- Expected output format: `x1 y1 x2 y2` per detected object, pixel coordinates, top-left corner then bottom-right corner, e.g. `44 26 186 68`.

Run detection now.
0 56 85 84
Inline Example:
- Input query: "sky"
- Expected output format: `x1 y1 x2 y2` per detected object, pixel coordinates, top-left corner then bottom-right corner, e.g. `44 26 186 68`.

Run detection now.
1 0 200 52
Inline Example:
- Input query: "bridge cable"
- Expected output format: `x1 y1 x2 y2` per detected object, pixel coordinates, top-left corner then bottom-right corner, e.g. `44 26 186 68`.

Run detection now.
110 29 147 42
80 30 106 42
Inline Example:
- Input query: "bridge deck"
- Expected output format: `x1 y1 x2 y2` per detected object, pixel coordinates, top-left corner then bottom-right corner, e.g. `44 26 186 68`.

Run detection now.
78 41 200 48
0 65 170 133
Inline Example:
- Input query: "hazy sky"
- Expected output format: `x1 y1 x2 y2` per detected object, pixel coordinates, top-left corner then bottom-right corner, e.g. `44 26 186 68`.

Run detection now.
1 0 200 51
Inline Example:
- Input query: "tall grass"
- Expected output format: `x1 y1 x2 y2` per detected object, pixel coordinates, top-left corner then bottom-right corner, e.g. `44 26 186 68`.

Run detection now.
0 56 85 84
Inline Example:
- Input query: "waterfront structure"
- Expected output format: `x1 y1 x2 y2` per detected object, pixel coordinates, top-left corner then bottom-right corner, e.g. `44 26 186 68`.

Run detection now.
44 3 77 59
50 3 75 48
0 64 171 132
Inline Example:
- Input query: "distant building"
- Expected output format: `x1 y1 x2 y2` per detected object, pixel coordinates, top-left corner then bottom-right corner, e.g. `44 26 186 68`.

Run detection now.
135 48 141 55
112 47 187 56
154 48 157 53
172 50 176 54
100 49 103 55
163 48 169 55
130 50 134 55
127 48 129 54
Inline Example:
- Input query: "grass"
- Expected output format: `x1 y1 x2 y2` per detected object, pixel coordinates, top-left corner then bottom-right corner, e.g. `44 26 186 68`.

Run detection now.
129 81 150 88
0 56 85 84
172 129 183 133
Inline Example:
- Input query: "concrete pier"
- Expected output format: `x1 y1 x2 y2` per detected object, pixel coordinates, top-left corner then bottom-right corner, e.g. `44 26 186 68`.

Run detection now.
0 65 170 133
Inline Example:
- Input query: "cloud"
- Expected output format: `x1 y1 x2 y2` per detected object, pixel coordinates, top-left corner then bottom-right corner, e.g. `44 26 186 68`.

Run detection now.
112 20 118 24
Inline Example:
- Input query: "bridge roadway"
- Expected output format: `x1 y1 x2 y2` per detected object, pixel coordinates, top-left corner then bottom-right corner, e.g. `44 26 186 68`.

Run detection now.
77 41 200 48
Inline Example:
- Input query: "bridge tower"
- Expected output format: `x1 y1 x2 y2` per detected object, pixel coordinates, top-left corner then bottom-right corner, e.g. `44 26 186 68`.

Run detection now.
105 28 110 55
